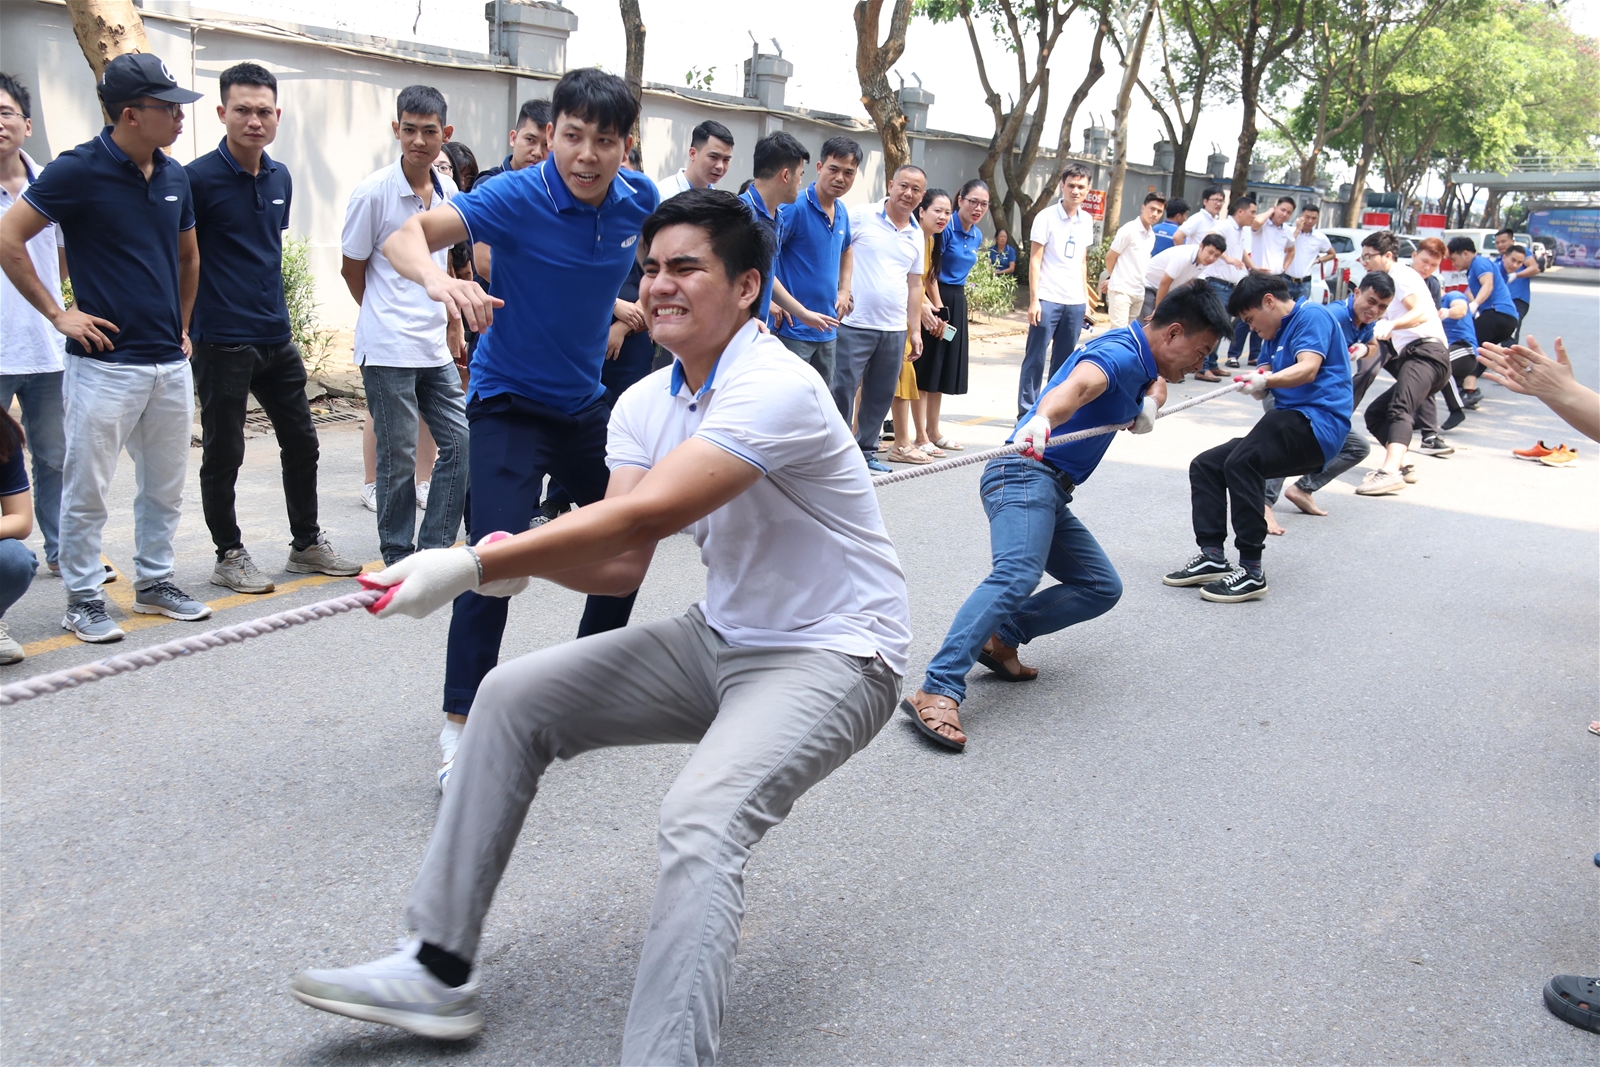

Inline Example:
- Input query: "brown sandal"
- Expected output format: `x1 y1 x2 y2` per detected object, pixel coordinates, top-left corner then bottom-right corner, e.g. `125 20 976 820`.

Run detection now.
900 690 966 751
978 635 1038 682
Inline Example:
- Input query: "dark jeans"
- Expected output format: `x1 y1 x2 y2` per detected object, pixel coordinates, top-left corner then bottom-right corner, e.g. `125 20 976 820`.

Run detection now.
443 391 636 717
1203 279 1235 371
1226 318 1263 364
192 340 320 557
1286 277 1312 303
1365 340 1449 448
544 336 655 512
361 363 469 565
1018 300 1084 414
1191 407 1325 562
1512 298 1529 342
0 538 37 618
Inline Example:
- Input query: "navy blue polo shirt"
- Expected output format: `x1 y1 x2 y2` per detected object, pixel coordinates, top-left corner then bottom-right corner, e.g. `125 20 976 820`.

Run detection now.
450 157 658 412
939 215 984 285
739 184 779 324
1011 322 1157 485
22 128 194 364
774 184 851 343
1151 220 1179 255
1468 254 1518 318
186 138 293 345
1260 298 1351 465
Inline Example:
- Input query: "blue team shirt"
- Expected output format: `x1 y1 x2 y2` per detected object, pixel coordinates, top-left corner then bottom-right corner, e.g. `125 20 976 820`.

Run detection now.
21 128 194 364
1260 299 1351 465
1325 295 1374 350
1151 220 1179 255
1468 254 1518 318
450 158 658 411
739 184 779 325
988 243 1017 272
0 419 27 497
774 184 851 343
1010 322 1157 484
186 139 293 344
1440 292 1479 349
938 215 984 285
1498 256 1532 304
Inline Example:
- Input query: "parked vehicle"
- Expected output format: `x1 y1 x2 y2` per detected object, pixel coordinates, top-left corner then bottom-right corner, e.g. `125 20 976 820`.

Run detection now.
1320 227 1414 294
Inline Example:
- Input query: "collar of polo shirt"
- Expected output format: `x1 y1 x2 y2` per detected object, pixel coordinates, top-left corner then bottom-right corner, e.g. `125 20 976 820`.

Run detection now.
98 126 171 171
217 136 277 175
668 352 721 399
540 156 644 214
390 156 444 201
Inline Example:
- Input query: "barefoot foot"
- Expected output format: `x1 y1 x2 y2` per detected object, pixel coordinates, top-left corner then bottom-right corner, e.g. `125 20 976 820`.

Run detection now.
1284 484 1328 517
1265 505 1286 536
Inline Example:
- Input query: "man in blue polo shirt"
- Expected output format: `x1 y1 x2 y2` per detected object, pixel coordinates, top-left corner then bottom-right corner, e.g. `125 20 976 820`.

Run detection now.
187 62 361 595
1163 273 1352 604
1 52 214 643
1151 197 1186 255
901 282 1229 751
737 131 807 326
1494 228 1538 340
772 136 860 383
381 68 657 790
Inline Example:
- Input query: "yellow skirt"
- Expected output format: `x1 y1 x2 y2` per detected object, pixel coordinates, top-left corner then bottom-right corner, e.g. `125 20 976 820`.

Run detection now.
895 355 920 400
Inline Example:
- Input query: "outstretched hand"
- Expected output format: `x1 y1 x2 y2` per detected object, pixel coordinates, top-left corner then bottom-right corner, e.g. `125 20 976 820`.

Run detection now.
426 274 504 333
1478 336 1572 399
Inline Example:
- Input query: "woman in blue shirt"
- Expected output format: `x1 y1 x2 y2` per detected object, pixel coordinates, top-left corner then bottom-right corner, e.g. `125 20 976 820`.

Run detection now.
915 179 991 453
0 409 37 665
988 227 1017 275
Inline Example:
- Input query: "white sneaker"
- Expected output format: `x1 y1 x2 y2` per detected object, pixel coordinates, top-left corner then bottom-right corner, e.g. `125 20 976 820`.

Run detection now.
290 938 482 1040
361 482 377 513
438 757 453 793
0 622 22 665
416 480 430 510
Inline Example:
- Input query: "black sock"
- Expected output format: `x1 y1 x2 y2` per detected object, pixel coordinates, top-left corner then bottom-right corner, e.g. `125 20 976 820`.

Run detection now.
1201 546 1226 563
417 941 472 987
1241 558 1263 579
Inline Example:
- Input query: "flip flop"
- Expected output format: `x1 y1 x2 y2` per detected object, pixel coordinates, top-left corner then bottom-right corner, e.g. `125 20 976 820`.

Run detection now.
900 695 965 752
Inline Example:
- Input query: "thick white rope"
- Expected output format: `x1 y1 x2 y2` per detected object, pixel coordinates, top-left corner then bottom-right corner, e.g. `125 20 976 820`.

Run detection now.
0 381 1247 706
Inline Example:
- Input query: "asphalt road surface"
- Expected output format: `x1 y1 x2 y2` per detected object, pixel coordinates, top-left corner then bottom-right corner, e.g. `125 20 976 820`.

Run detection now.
3 277 1596 1065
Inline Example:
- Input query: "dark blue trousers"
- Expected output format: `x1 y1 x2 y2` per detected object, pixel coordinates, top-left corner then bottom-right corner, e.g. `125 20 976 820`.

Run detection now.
443 390 636 716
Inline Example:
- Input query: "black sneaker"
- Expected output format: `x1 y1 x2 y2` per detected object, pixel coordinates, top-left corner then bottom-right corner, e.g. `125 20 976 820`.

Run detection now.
1163 553 1232 587
1442 409 1466 430
1418 433 1454 456
1200 568 1268 603
1462 388 1483 409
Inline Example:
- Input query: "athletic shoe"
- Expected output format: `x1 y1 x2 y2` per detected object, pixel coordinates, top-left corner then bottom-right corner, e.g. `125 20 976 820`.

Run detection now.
416 480 430 511
540 500 574 522
1442 409 1466 431
290 938 482 1040
1417 433 1454 457
0 622 22 665
1162 553 1233 587
62 599 124 643
1199 567 1268 603
211 547 274 594
45 562 117 581
1400 464 1419 484
361 482 377 512
865 456 892 474
528 515 550 529
438 757 453 793
1461 388 1483 409
1355 469 1405 496
286 536 363 576
1513 440 1560 462
1539 445 1579 468
132 580 213 621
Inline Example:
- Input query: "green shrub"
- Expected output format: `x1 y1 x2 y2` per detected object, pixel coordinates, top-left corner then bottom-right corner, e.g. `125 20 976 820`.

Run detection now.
282 235 336 373
61 276 74 308
965 242 1018 319
1085 233 1112 293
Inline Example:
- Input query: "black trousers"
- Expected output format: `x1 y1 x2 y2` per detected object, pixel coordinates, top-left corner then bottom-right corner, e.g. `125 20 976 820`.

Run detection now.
1365 339 1449 447
192 340 321 558
1475 308 1518 348
1191 407 1326 562
1513 298 1529 342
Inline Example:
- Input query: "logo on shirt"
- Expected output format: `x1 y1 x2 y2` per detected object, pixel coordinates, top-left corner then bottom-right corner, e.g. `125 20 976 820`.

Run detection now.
164 195 179 201
622 235 638 248
272 199 285 205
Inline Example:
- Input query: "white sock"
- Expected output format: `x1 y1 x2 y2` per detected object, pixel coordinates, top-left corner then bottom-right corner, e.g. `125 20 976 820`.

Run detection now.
439 720 464 763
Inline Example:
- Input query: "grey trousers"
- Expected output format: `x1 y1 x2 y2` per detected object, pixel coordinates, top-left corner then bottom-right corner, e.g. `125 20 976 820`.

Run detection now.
405 607 900 1066
832 325 905 456
777 334 837 387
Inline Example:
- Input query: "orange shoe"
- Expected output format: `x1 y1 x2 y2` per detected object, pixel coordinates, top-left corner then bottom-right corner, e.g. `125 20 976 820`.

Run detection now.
1513 440 1561 461
1539 445 1579 468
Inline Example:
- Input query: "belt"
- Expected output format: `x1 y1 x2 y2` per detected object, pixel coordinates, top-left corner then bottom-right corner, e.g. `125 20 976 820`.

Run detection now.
1288 275 1312 283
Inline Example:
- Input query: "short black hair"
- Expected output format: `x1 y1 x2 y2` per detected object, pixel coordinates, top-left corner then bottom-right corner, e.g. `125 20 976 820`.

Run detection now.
1150 280 1231 341
219 62 276 103
0 72 31 119
1362 230 1401 256
1201 185 1225 202
691 119 734 149
752 131 809 180
820 136 863 166
1228 271 1292 315
1495 227 1515 239
1199 232 1228 253
1143 191 1167 206
1228 196 1255 217
397 84 447 125
1062 163 1092 183
1446 236 1477 256
1276 195 1297 208
516 98 551 130
1357 270 1395 299
1510 243 1528 256
551 67 637 137
1300 202 1320 214
1165 197 1189 219
642 189 773 320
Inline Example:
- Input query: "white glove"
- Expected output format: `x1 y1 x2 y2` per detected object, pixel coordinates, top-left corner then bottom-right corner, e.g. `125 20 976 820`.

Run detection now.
1016 414 1051 460
1234 369 1270 399
1129 395 1158 434
364 543 529 620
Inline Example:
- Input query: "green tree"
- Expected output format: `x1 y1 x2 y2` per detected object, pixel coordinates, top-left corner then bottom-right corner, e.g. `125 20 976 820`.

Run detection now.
1135 0 1229 201
1199 0 1309 199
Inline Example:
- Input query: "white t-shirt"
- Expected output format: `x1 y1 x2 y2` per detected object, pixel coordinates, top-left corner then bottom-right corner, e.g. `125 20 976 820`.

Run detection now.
1175 207 1220 245
654 169 701 202
1201 216 1252 284
1284 228 1333 278
1029 201 1097 305
607 320 912 673
1253 219 1293 274
842 201 924 332
1106 218 1155 296
1144 245 1208 291
341 160 456 368
1383 260 1447 349
0 151 66 375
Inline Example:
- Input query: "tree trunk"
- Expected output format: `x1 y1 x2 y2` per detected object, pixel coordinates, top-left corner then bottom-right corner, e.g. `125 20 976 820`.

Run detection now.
65 0 150 122
1019 14 1108 261
619 0 646 147
854 0 914 178
1102 0 1157 232
1478 189 1504 228
1343 108 1376 227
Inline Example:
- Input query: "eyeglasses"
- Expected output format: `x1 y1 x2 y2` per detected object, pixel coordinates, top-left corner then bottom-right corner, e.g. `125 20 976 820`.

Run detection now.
0 108 25 121
125 102 184 118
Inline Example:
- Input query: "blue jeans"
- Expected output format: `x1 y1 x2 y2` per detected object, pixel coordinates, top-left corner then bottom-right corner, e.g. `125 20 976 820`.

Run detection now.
1019 301 1085 414
444 391 636 717
1286 278 1311 303
0 372 64 566
360 363 469 565
1227 318 1263 364
921 455 1123 702
1203 279 1235 372
0 538 37 618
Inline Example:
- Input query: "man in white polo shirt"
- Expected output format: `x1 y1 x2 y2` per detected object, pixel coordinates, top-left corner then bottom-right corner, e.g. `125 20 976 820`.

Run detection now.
1172 185 1225 247
1100 191 1165 327
1283 203 1335 303
290 190 910 1064
1194 196 1255 381
833 164 927 473
1019 163 1099 415
340 85 468 564
655 119 734 201
1224 194 1296 369
1143 232 1227 318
